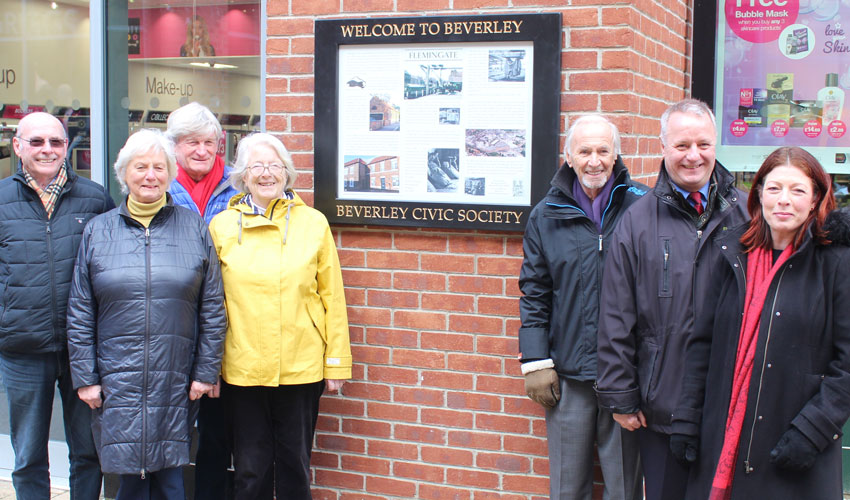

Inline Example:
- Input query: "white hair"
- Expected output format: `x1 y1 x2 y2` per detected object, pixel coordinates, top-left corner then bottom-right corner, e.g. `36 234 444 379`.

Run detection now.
113 129 177 194
564 114 621 159
660 99 716 146
230 133 297 193
165 102 222 143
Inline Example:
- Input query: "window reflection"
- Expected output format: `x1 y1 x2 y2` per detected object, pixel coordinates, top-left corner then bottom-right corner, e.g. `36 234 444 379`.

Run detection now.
0 0 91 179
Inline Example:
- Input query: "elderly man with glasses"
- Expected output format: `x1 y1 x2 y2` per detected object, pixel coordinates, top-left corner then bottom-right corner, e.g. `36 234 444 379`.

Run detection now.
0 111 114 499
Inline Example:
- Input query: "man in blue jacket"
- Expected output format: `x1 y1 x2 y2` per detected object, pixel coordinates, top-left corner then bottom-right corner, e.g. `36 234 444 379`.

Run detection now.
0 112 113 499
519 115 645 500
167 102 238 500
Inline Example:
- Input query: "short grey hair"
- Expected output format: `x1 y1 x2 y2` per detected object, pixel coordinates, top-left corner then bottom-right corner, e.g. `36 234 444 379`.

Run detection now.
564 114 621 159
230 132 297 193
660 99 716 146
113 129 177 194
165 102 222 143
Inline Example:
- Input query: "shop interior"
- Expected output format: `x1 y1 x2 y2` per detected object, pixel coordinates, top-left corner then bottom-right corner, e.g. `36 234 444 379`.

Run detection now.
1 0 262 184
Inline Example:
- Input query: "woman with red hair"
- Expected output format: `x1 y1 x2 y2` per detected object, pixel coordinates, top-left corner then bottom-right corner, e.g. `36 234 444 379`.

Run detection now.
672 146 850 499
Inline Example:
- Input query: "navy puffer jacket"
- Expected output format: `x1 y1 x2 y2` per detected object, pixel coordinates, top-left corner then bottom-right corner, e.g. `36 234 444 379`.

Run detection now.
0 167 113 354
67 197 226 475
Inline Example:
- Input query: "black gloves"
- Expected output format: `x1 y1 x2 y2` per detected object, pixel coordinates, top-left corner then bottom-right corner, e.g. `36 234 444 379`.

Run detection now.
670 433 699 464
770 427 819 471
524 368 560 409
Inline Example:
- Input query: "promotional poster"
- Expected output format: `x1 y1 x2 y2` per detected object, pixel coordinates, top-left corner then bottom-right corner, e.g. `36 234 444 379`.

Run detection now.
716 0 850 172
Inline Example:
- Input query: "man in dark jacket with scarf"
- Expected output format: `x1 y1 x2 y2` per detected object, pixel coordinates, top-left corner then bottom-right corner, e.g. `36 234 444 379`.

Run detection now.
0 112 113 499
595 99 749 500
519 114 646 500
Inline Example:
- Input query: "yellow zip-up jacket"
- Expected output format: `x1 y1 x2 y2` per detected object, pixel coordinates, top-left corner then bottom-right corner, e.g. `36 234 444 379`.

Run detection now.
208 192 352 386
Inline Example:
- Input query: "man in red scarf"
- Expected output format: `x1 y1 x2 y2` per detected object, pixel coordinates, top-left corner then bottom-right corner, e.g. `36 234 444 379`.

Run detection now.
167 102 239 500
168 102 239 224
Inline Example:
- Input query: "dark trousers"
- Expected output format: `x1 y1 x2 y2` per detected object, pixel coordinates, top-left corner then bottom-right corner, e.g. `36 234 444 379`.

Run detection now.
0 351 102 500
194 395 232 500
638 428 689 500
224 380 324 500
116 467 184 500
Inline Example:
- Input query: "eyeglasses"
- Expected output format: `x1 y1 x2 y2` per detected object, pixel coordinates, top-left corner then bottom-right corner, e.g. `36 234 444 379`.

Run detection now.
249 163 284 175
17 137 67 149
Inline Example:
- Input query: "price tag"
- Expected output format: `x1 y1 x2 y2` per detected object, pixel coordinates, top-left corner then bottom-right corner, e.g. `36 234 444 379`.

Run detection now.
802 120 821 138
730 119 748 137
771 120 789 137
828 120 846 139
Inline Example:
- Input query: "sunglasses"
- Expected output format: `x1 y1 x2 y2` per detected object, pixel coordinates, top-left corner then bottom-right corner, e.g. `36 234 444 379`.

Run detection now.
18 137 67 149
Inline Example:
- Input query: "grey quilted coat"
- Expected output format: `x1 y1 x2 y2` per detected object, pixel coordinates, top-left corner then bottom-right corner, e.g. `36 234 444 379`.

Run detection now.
67 197 226 475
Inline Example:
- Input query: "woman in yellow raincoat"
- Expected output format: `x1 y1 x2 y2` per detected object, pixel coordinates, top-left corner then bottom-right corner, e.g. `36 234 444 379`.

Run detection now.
208 132 351 500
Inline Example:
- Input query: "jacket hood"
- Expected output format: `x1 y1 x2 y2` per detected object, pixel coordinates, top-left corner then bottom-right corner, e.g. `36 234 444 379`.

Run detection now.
824 209 850 246
550 155 630 201
226 190 304 212
225 190 304 246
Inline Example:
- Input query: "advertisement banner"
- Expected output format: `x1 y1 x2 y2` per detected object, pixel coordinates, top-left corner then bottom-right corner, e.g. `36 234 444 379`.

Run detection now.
716 0 850 172
128 3 260 59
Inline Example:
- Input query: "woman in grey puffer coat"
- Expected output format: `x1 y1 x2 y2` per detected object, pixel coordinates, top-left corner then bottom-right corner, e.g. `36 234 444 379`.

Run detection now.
67 129 226 499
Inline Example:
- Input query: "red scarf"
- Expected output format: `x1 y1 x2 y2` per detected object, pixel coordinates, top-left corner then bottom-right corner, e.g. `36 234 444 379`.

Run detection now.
709 244 793 500
175 155 224 217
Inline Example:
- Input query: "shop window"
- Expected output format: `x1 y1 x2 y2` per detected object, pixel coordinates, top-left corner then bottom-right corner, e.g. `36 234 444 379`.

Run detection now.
0 0 92 180
105 0 263 196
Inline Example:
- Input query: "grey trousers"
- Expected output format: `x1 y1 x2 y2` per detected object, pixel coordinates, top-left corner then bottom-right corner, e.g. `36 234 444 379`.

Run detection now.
545 378 643 500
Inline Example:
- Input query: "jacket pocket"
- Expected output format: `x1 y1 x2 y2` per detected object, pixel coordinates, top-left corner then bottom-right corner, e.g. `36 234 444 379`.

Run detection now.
306 298 327 343
637 340 660 403
659 238 672 298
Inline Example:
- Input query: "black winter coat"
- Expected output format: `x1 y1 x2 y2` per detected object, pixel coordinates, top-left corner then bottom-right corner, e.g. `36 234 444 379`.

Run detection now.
0 167 113 354
67 197 226 475
596 161 749 432
673 213 850 500
518 159 646 380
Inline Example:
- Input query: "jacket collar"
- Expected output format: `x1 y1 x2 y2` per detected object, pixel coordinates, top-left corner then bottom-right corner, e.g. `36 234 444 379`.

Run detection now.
653 158 738 204
548 155 630 205
118 192 175 226
227 190 303 216
13 161 77 195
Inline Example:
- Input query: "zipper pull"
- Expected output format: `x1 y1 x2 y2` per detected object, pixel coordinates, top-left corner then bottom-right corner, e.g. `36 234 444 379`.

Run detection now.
696 229 703 240
140 469 146 479
743 461 753 474
145 228 150 246
598 235 603 252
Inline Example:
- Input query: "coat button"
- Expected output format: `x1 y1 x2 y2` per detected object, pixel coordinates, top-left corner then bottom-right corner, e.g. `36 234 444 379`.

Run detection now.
775 311 781 316
834 434 840 440
722 245 728 250
767 363 772 368
758 415 763 420
734 263 739 267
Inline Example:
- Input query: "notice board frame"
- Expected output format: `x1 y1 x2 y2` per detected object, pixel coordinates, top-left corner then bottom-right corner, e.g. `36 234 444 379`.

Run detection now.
314 13 562 231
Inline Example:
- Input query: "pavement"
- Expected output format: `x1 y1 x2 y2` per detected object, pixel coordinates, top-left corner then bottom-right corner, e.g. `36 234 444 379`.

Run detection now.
0 479 70 499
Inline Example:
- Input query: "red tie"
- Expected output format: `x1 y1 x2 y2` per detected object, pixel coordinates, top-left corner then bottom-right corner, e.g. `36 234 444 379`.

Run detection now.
688 192 704 215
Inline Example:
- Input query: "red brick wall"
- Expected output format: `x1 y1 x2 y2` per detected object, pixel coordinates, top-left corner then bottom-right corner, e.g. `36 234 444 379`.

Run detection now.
266 0 693 497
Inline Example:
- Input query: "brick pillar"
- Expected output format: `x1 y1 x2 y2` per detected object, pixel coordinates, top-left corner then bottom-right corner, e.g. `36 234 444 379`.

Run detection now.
266 0 693 497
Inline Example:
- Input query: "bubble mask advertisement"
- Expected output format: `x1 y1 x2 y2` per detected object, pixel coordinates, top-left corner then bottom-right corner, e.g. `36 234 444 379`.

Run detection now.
716 0 850 172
